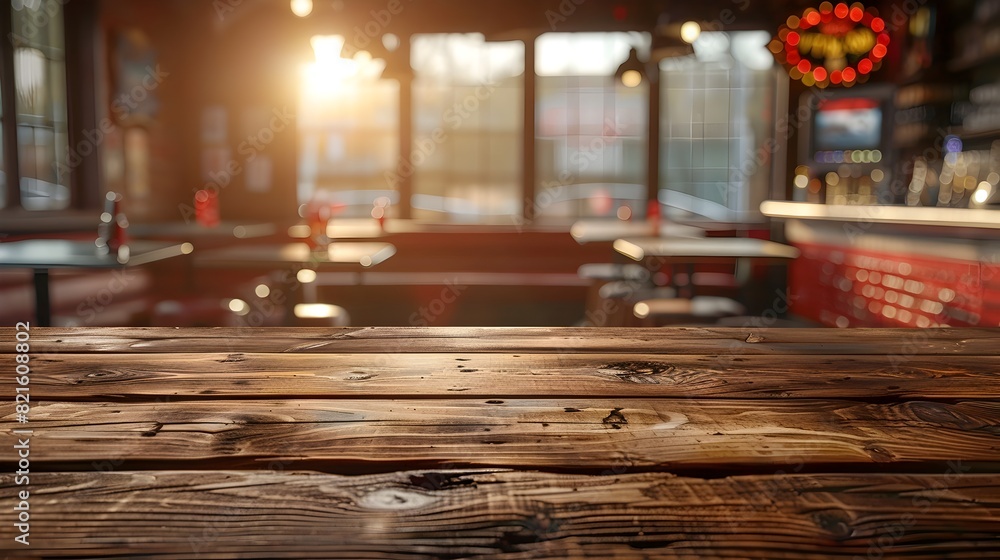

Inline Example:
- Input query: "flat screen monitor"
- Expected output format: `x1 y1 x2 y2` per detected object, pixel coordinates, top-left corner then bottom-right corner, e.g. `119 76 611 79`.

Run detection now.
813 98 883 153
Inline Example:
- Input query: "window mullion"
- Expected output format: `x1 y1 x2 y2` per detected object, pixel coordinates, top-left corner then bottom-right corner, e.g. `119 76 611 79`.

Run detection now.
0 6 22 209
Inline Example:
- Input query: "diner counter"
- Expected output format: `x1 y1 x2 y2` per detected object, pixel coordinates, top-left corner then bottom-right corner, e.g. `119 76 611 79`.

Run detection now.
761 201 1000 328
2 326 999 557
761 200 1000 240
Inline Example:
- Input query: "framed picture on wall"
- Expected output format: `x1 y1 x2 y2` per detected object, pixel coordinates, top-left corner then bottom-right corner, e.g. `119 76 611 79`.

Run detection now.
110 29 161 126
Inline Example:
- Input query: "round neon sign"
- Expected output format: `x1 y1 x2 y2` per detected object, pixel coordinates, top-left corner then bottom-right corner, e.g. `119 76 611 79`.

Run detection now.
769 2 890 88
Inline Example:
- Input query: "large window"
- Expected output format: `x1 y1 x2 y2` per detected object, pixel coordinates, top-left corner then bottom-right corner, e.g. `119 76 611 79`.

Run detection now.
659 31 778 222
0 50 5 207
3 0 70 211
535 32 648 221
410 34 523 223
298 35 399 217
294 30 783 226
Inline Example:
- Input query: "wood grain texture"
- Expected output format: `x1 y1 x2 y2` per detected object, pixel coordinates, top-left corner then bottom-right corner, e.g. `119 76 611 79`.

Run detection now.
8 326 1000 355
18 352 1000 400
5 326 1000 556
6 399 1000 472
1 470 997 558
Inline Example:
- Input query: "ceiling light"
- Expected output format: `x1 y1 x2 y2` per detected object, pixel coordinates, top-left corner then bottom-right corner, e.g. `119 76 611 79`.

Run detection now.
614 47 648 87
290 0 312 17
680 21 701 44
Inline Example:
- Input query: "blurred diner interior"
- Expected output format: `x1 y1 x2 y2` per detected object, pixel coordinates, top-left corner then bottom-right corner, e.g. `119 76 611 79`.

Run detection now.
1 0 999 329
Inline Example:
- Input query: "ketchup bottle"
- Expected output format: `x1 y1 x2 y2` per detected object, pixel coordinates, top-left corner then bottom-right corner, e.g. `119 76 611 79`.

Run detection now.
646 199 661 236
107 193 129 252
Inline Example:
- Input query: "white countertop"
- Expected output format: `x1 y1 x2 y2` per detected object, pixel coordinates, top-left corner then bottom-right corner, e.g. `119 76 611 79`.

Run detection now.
760 201 1000 230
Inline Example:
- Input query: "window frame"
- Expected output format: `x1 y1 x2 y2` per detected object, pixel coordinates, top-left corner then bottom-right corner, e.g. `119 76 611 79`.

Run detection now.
297 30 782 226
0 0 99 222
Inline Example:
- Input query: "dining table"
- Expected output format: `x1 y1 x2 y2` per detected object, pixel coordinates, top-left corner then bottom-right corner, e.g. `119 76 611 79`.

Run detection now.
570 220 706 244
613 236 801 299
192 241 397 325
194 241 396 269
0 240 193 327
613 236 801 262
287 218 387 240
2 326 998 557
129 221 278 242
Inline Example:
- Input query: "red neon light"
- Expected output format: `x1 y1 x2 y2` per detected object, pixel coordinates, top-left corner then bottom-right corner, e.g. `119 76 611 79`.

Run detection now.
818 97 878 111
774 4 888 88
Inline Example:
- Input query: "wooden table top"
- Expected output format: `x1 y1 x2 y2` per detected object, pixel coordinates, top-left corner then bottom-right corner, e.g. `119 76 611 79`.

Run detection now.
0 239 194 269
570 220 706 243
614 236 801 261
194 241 397 268
288 219 390 240
130 221 278 240
3 326 999 557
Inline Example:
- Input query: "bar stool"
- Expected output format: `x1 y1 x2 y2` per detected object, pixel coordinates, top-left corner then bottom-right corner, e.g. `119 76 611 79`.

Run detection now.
292 303 351 327
149 297 245 327
632 296 745 326
578 263 654 326
577 263 650 282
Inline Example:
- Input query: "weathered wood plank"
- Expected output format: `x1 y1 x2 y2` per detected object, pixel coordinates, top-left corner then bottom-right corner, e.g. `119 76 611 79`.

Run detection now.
7 326 998 355
2 470 997 558
18 352 1000 400
5 399 999 472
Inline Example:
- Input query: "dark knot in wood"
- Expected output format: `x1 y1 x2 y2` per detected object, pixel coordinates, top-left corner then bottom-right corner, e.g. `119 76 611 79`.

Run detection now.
598 361 674 384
